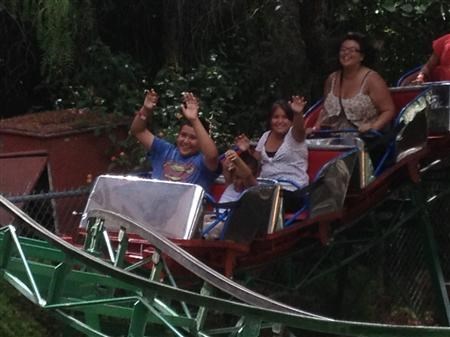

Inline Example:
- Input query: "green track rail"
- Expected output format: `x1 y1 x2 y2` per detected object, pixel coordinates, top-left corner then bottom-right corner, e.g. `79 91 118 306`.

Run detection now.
1 195 450 336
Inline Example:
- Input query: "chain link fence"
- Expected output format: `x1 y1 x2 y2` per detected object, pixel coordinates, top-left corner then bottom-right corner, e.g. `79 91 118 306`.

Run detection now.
241 173 450 329
2 188 90 238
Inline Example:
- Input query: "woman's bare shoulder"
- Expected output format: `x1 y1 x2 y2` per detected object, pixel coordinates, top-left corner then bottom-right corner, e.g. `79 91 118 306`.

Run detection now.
326 71 338 81
363 69 389 92
365 68 386 82
323 71 337 92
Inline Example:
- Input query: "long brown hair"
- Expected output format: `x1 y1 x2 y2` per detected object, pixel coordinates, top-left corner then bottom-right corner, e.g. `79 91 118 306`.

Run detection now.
266 99 293 130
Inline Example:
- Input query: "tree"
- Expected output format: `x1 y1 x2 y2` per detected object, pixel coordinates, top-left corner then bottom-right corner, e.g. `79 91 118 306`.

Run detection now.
1 0 449 120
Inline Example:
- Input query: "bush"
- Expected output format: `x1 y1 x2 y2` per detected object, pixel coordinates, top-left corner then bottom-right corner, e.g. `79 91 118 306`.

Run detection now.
0 280 64 337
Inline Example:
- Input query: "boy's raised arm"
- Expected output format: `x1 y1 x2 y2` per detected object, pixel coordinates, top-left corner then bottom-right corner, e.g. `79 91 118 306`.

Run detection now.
130 89 159 149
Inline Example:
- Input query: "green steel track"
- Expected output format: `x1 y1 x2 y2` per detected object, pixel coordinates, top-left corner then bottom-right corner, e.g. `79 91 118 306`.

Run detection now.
2 193 450 337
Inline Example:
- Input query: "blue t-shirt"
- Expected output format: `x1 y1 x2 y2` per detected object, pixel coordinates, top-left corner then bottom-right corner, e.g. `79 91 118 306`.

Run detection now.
148 137 218 191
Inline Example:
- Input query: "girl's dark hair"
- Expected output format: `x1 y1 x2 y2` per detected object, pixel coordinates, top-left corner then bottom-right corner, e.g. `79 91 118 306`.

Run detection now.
339 31 375 67
267 99 293 129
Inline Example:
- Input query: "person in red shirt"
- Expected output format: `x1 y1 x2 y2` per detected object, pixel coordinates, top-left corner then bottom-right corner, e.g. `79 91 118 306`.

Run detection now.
414 33 450 83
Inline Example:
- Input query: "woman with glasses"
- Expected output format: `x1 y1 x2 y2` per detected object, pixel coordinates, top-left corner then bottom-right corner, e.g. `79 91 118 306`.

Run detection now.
311 32 395 134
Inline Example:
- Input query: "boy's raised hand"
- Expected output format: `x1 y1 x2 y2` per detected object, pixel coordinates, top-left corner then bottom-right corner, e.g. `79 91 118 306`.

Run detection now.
143 89 159 111
181 92 199 121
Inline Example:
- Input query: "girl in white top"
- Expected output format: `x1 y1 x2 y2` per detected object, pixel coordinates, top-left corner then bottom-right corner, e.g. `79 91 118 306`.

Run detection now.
236 96 308 211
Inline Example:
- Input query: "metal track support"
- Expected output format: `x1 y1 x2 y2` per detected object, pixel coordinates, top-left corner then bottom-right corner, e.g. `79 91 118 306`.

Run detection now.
412 186 450 325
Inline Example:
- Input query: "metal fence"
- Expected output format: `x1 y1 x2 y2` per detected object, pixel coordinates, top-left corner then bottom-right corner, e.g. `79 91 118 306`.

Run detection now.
3 188 90 237
241 171 450 327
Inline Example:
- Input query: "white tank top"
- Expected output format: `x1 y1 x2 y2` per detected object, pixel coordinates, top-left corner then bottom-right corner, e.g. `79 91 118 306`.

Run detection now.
255 127 308 190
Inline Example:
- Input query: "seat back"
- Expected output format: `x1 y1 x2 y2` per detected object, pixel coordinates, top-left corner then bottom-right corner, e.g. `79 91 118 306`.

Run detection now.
80 175 205 239
393 87 431 162
304 99 323 129
390 87 424 115
422 83 450 134
307 149 345 182
282 148 358 226
222 184 281 243
309 150 358 218
209 177 227 202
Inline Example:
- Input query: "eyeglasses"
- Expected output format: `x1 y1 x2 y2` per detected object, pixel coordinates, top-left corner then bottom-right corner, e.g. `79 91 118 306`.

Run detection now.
339 47 361 54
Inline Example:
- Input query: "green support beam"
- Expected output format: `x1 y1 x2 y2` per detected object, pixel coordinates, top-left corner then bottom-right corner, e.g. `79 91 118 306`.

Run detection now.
412 186 450 325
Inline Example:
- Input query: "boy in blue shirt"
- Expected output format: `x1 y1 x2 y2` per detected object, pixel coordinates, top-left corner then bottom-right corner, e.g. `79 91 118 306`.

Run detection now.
130 89 219 191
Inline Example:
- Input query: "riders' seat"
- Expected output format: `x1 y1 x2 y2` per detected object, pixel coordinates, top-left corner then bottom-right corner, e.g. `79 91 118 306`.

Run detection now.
203 184 281 243
282 149 358 226
80 175 205 239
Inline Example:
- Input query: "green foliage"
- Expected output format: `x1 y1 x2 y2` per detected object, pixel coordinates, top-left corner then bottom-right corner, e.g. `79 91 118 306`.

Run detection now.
2 0 96 83
152 53 242 150
0 280 64 337
36 0 74 81
4 0 450 109
224 1 309 95
56 41 146 115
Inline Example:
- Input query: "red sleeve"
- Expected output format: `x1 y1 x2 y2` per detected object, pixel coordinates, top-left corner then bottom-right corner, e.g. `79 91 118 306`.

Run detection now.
432 34 450 57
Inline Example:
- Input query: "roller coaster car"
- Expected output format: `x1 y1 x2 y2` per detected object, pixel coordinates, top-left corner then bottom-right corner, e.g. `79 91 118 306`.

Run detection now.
76 83 450 276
